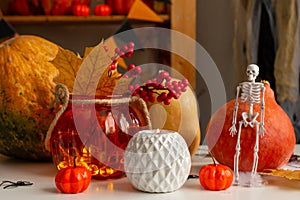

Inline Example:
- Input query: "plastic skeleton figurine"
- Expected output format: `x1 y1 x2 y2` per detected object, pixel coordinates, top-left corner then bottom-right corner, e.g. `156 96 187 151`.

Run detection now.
229 64 266 185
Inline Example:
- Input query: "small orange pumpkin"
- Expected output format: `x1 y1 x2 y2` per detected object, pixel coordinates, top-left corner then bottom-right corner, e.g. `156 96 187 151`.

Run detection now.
199 163 233 191
55 158 91 194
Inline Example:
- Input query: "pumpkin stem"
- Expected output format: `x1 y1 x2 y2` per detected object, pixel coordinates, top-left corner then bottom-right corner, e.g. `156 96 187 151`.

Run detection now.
208 150 217 165
73 156 77 168
261 80 270 86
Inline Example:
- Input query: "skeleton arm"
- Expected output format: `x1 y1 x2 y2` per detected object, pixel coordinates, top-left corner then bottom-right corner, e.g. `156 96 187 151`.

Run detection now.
259 85 266 136
229 85 241 136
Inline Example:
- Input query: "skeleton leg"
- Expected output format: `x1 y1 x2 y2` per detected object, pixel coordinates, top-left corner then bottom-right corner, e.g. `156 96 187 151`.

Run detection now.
233 121 243 185
252 122 260 175
243 121 267 187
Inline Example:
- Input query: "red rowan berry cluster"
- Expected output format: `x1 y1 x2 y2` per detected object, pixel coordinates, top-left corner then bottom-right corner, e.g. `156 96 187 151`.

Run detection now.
105 42 189 105
128 71 188 105
108 42 135 71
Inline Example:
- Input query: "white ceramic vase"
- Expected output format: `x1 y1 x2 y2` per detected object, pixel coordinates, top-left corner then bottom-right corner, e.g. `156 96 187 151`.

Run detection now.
124 129 191 193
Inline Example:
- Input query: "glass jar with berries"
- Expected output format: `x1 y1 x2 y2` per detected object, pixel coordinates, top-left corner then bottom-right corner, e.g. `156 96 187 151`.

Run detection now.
47 84 151 180
46 41 152 179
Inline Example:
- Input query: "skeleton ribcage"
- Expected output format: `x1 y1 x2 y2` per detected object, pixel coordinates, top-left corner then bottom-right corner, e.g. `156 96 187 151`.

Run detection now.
240 83 261 104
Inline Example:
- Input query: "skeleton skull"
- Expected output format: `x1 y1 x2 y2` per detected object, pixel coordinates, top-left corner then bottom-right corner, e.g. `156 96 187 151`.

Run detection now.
246 64 259 82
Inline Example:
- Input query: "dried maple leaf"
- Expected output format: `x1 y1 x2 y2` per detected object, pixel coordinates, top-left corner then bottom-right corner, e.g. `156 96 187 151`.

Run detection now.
96 65 132 96
51 47 82 93
261 169 300 181
83 46 94 59
96 67 121 96
73 41 125 96
51 39 131 96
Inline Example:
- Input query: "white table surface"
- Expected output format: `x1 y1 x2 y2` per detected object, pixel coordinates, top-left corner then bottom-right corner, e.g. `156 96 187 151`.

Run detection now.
0 145 300 200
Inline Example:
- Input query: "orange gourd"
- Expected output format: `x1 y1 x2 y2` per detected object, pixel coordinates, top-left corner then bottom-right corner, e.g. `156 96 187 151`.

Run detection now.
205 82 296 172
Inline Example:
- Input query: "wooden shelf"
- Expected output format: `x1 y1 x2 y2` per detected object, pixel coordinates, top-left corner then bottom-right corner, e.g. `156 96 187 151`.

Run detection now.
4 15 170 24
2 0 196 87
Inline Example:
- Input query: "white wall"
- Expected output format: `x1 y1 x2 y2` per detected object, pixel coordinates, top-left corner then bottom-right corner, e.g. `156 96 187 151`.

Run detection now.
197 0 237 100
196 0 239 138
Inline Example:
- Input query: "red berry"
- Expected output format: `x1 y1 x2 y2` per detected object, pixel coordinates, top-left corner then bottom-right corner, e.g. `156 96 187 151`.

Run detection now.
128 64 135 70
181 85 187 92
115 47 122 55
140 90 147 98
134 84 140 90
167 91 174 98
128 85 135 91
160 92 168 100
122 45 129 52
104 46 109 52
167 82 173 89
128 42 135 49
157 96 163 103
157 84 165 89
164 98 171 105
175 85 182 92
165 75 171 82
162 71 170 78
132 90 138 96
146 80 153 84
120 52 125 58
147 90 154 97
125 51 134 58
173 93 180 99
149 95 156 103
172 81 178 86
135 66 142 75
109 63 116 70
182 78 189 86
179 82 185 88
148 82 155 88
142 96 149 102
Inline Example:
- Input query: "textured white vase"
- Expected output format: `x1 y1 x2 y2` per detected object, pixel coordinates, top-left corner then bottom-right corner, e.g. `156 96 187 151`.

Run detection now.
124 129 191 193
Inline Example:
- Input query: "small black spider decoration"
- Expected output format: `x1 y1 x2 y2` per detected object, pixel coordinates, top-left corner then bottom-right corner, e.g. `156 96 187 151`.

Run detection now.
0 180 33 189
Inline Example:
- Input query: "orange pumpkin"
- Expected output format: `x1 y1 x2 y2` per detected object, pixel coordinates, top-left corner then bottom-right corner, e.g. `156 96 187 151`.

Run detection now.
0 35 59 160
55 159 91 194
205 82 295 172
199 163 233 191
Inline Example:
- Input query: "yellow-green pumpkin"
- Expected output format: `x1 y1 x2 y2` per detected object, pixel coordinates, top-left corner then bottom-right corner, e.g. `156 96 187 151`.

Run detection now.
0 35 59 160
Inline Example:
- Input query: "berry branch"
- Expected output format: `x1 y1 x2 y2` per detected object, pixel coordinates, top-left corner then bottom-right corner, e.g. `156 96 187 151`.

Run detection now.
104 42 189 105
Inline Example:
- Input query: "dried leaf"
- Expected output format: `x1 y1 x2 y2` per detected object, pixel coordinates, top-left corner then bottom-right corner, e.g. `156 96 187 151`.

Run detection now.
51 47 82 93
73 41 119 96
83 46 94 59
96 67 132 95
95 67 120 96
261 169 300 181
51 39 129 96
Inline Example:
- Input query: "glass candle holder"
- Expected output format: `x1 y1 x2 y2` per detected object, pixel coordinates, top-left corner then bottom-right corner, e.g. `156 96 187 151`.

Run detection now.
47 84 151 180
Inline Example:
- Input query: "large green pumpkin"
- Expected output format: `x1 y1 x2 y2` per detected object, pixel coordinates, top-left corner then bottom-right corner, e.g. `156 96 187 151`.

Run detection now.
0 35 59 160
